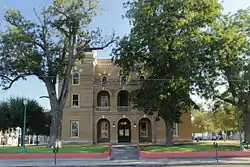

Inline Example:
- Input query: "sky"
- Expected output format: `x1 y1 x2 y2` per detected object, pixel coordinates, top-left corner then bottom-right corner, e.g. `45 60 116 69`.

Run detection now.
0 0 249 110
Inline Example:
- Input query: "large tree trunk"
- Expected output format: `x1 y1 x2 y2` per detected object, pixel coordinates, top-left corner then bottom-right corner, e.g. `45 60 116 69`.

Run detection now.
45 80 67 148
243 111 250 143
164 119 174 146
48 102 63 147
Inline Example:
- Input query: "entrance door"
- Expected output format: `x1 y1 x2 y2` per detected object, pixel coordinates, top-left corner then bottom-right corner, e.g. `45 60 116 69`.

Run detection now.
118 118 131 143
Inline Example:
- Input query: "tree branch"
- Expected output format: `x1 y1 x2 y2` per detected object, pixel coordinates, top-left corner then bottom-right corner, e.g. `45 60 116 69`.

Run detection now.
86 32 116 51
0 75 24 90
215 94 234 105
88 39 115 51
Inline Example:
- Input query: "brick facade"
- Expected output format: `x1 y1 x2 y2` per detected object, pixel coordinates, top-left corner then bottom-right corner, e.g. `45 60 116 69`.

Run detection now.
60 51 192 144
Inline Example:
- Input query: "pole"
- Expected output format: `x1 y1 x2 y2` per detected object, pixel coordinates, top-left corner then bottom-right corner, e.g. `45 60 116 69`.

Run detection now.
236 100 244 151
238 115 244 151
54 151 57 165
154 118 157 144
22 104 27 153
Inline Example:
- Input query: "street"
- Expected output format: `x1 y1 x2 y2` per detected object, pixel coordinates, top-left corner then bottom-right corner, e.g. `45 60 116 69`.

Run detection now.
0 157 249 167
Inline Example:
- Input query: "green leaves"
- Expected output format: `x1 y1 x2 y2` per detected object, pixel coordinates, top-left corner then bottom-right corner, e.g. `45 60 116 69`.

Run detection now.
192 111 215 133
112 0 223 124
212 104 240 131
0 0 113 90
0 97 51 135
48 0 99 36
0 0 115 145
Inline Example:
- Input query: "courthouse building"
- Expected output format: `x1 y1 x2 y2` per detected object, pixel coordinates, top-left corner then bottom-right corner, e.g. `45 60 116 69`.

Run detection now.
61 51 192 144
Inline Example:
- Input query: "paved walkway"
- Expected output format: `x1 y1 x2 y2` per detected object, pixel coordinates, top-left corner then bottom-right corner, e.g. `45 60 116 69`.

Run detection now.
110 144 139 160
0 152 109 159
140 150 250 158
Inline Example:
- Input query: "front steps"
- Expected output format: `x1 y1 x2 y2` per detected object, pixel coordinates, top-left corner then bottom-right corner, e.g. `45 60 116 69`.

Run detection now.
110 144 139 160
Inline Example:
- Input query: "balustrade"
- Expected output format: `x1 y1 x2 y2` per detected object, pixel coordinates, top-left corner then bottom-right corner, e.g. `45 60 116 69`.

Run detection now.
95 106 133 112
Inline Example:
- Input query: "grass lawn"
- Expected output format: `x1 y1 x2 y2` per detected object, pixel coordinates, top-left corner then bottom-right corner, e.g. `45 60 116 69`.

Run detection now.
140 141 241 152
0 145 109 154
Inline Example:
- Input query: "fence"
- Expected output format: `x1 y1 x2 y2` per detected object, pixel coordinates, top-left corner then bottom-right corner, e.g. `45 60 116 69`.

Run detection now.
0 134 49 146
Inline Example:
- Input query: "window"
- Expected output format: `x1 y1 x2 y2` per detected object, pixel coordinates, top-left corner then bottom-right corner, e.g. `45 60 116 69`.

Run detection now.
72 94 79 107
72 73 80 85
101 121 109 138
101 96 109 106
139 76 145 85
70 121 79 137
101 76 108 85
140 121 148 137
120 76 127 85
173 123 180 136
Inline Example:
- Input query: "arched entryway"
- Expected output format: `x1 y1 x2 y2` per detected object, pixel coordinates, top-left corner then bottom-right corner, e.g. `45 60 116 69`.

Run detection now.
117 118 131 143
139 118 152 142
117 90 129 111
97 119 110 143
97 91 110 111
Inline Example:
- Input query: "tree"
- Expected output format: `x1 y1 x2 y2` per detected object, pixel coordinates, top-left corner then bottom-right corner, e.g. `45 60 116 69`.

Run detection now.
212 103 239 131
0 0 115 146
0 97 50 136
112 0 223 145
196 8 250 142
0 101 9 131
192 105 240 135
192 111 214 133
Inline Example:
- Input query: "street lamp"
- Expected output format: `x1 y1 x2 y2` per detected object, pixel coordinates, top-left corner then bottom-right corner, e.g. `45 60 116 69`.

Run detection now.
234 97 244 151
22 99 28 153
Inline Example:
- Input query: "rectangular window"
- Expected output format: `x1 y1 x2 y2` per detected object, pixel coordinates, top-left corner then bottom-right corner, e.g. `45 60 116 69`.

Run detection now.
101 96 109 106
120 76 127 85
70 121 79 137
173 123 180 136
72 94 79 107
73 78 79 85
140 121 148 137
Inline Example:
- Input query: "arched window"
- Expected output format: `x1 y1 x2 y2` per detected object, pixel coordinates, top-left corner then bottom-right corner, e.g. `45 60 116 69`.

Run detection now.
120 76 127 85
140 120 148 137
72 72 80 85
139 76 145 85
139 118 152 142
101 76 108 85
97 119 110 143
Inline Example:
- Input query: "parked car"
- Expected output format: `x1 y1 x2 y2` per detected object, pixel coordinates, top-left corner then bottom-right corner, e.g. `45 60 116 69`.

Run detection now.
216 135 223 140
210 135 223 141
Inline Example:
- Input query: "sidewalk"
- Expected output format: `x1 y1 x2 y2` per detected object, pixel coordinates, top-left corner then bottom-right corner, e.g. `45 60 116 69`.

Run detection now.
139 150 250 158
1 150 250 159
0 152 109 159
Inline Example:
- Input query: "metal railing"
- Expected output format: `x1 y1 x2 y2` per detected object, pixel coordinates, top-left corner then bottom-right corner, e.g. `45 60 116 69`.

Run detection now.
94 79 143 86
95 106 111 111
117 106 132 112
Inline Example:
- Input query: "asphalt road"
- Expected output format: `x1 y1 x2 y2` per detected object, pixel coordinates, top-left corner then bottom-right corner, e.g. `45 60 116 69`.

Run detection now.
0 157 249 167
